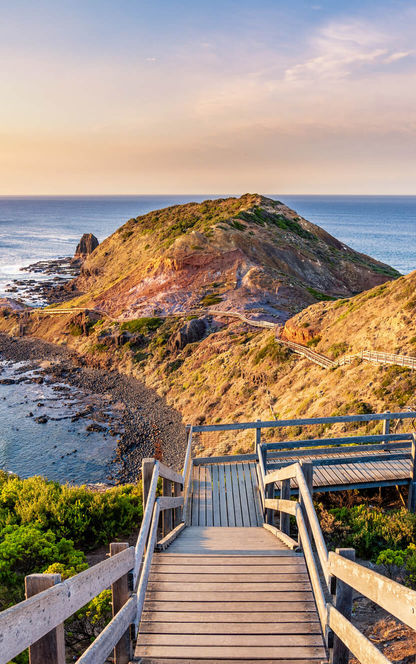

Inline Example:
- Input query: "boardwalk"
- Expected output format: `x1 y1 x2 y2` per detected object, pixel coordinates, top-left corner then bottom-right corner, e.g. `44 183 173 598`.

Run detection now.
189 461 263 527
136 526 327 663
3 412 416 664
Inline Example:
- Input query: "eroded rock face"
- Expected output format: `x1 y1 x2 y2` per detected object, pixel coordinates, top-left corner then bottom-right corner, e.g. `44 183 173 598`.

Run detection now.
74 234 99 259
169 318 208 351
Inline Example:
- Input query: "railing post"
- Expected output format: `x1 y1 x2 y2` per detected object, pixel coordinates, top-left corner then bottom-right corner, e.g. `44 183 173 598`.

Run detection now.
299 461 313 542
173 480 182 525
110 542 132 664
280 478 290 535
332 548 355 664
265 482 274 525
255 419 261 452
25 574 65 664
408 435 416 512
383 411 390 438
162 478 173 537
142 458 155 509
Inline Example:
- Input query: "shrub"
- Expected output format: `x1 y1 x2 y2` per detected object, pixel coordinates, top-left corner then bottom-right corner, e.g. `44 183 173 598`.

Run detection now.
200 294 223 306
120 317 163 334
307 336 321 348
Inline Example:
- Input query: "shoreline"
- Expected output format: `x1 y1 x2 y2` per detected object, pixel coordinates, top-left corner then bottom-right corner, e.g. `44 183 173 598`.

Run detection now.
0 333 186 484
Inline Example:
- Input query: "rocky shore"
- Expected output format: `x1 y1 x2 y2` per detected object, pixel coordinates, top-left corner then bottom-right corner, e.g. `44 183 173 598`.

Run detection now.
0 334 186 484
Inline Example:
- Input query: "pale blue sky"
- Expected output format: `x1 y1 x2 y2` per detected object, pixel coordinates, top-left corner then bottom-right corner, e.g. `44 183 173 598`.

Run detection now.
1 0 415 193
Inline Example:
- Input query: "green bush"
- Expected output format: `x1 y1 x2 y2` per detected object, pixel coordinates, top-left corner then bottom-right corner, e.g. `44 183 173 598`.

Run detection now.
318 504 416 559
307 335 321 348
377 544 416 588
120 317 163 334
0 472 143 551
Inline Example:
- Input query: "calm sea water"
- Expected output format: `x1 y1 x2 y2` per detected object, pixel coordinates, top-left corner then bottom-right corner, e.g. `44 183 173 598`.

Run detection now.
0 196 415 299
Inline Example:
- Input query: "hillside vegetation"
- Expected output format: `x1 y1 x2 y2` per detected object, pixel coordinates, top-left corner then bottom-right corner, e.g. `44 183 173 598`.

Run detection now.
62 194 398 322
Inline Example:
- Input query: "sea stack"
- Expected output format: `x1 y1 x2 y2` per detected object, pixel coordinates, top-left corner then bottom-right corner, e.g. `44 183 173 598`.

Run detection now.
74 233 99 260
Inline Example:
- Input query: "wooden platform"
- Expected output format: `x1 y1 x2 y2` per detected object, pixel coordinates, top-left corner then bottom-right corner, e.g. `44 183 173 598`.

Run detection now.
135 527 328 663
267 447 411 493
189 461 263 527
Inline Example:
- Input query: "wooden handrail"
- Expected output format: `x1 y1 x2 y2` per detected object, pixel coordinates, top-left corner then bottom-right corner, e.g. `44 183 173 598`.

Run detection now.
133 462 159 588
263 433 412 451
192 411 416 432
182 426 193 524
0 546 135 664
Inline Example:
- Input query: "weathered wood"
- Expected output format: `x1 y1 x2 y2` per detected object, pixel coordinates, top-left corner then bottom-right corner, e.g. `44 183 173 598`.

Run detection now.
408 434 416 512
255 418 261 452
157 496 184 511
265 498 297 516
328 605 390 664
264 433 411 451
110 543 131 664
162 479 172 537
25 574 65 664
133 462 159 588
263 523 300 551
328 550 416 630
299 462 313 543
142 458 155 509
158 461 183 485
266 441 410 459
281 479 291 535
0 547 135 664
135 644 327 659
296 507 327 631
332 548 355 664
76 597 136 664
265 462 299 484
192 411 416 432
141 610 319 622
296 465 329 586
135 501 161 630
383 411 390 437
156 522 186 551
139 621 321 634
193 454 257 464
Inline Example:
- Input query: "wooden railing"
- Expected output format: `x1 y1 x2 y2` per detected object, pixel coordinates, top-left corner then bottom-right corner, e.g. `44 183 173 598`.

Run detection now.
260 460 416 664
277 337 336 367
0 458 185 664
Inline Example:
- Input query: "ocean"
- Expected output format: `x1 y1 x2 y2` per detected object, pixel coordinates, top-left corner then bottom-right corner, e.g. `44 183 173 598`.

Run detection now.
0 194 414 482
0 196 415 300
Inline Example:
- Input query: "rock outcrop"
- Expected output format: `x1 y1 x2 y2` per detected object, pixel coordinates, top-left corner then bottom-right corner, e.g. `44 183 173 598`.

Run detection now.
169 318 208 351
74 234 99 260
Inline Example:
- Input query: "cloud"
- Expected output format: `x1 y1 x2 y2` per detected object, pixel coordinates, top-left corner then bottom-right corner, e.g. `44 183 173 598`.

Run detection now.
285 19 413 81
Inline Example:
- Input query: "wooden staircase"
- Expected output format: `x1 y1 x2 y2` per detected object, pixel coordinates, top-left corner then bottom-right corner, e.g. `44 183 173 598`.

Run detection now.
135 526 327 663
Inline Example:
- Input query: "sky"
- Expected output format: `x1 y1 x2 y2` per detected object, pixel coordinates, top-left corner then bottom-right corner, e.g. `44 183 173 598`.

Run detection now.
1 0 415 194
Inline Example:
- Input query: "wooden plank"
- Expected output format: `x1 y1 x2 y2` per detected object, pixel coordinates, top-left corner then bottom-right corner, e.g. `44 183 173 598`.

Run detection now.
250 462 263 525
135 645 327 659
110 543 130 664
265 498 297 516
147 582 312 592
193 454 257 464
243 463 258 526
137 633 325 646
149 573 309 582
265 462 298 484
328 551 416 630
231 464 243 526
0 548 135 664
153 556 303 564
267 442 410 459
156 522 186 551
263 524 299 550
158 461 183 485
133 659 327 664
143 601 318 612
198 465 206 527
224 463 235 526
138 621 322 634
192 412 416 432
205 465 213 527
211 464 220 526
140 611 320 623
191 465 199 526
265 434 411 452
146 591 315 601
218 463 228 526
238 464 251 526
157 496 184 510
151 565 307 575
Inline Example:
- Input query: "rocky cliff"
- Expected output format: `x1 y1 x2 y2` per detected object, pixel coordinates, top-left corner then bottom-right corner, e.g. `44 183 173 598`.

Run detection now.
69 194 398 323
